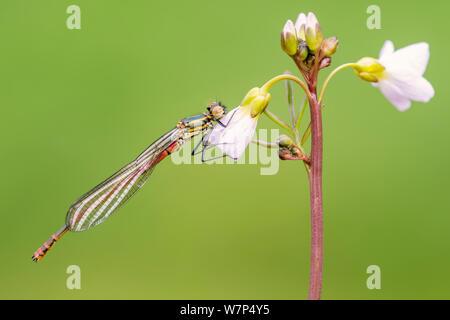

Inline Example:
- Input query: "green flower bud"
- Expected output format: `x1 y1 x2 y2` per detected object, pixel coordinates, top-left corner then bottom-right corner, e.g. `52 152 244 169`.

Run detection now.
322 37 339 56
305 12 323 53
277 135 293 148
298 41 309 61
281 20 298 56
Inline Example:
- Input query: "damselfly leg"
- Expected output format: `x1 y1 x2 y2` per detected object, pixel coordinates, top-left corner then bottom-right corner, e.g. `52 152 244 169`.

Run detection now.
191 134 207 156
191 129 236 162
201 143 236 162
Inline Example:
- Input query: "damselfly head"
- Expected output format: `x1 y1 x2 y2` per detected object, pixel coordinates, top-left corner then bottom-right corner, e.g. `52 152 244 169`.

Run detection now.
207 101 226 120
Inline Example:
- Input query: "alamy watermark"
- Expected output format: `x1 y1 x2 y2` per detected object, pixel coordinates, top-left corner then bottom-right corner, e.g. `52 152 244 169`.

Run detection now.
366 265 381 289
171 129 280 176
366 5 381 30
66 5 81 30
66 265 81 290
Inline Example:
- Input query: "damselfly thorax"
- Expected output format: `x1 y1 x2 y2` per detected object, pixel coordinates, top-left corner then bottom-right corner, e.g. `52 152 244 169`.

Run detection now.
32 102 226 262
179 102 226 133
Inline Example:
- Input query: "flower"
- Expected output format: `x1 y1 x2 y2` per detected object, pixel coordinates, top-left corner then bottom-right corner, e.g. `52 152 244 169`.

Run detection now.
208 88 271 160
355 40 435 111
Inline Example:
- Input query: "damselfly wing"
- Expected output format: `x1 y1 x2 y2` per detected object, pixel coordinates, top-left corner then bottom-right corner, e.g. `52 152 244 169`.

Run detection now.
66 127 182 232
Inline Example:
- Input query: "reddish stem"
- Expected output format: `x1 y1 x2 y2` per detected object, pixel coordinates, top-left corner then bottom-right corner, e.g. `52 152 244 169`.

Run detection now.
292 52 324 300
307 93 323 300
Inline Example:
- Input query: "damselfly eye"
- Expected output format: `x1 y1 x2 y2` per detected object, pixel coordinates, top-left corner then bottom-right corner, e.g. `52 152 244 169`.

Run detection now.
213 106 225 119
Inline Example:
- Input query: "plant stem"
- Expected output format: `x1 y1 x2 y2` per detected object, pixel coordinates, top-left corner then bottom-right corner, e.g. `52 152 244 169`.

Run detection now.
307 92 323 300
292 59 356 300
251 139 278 148
295 96 308 131
284 72 296 127
318 63 356 103
301 123 312 146
291 53 325 299
263 108 293 133
264 109 307 158
262 74 313 101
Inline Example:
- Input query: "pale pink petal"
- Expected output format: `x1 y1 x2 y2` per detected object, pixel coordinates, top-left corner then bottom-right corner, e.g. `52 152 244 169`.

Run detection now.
207 106 257 160
388 72 435 102
218 123 256 160
379 40 394 60
307 12 319 27
376 79 411 111
382 42 430 76
208 107 238 145
295 13 307 39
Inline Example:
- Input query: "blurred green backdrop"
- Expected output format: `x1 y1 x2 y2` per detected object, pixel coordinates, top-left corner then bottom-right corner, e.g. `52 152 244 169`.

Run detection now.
0 0 449 299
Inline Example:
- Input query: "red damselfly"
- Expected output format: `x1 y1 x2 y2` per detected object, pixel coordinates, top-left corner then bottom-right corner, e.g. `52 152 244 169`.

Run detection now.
32 102 227 262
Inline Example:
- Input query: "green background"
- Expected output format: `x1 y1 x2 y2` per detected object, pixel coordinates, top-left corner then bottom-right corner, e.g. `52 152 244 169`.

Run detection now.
1 0 448 299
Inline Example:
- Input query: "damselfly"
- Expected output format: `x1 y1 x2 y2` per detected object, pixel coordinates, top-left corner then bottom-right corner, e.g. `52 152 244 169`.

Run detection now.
32 102 227 262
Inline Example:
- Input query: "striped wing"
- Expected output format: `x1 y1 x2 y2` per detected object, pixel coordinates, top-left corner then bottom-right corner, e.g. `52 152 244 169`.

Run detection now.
65 127 181 232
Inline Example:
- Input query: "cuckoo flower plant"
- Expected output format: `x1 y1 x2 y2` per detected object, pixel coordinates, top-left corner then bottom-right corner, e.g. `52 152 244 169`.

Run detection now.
206 11 434 300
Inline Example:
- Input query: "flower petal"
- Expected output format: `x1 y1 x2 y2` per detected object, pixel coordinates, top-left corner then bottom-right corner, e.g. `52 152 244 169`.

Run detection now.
295 13 307 39
381 42 430 76
218 125 256 160
207 106 257 160
207 107 237 145
376 79 411 111
379 40 394 60
388 72 435 103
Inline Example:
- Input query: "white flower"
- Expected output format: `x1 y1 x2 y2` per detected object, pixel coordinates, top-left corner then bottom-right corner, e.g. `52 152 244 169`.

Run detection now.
208 105 258 160
373 40 435 111
207 88 271 160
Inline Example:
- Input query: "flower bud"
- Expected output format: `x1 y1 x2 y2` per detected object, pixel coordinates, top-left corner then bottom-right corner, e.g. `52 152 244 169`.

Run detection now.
241 87 271 118
278 148 293 160
353 57 385 83
278 147 308 161
305 12 323 53
281 20 298 56
322 37 338 56
305 54 315 67
277 135 293 148
319 57 332 69
295 13 307 41
298 41 309 61
291 146 304 159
